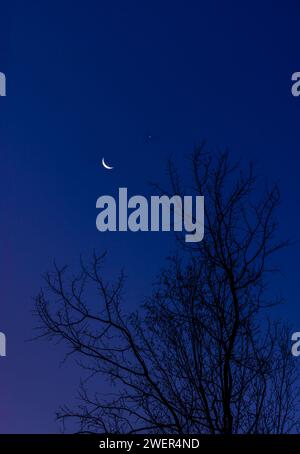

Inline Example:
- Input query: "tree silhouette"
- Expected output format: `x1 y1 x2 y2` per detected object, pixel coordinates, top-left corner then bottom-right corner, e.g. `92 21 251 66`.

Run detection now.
35 146 299 434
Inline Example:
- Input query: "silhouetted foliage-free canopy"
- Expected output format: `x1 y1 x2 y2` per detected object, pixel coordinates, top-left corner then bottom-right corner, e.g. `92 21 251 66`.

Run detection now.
35 146 299 434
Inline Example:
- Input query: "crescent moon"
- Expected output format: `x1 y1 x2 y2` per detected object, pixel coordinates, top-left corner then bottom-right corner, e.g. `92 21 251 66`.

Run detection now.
102 157 114 170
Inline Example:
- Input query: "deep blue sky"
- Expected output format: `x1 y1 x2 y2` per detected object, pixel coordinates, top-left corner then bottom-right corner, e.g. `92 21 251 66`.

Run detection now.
0 0 300 433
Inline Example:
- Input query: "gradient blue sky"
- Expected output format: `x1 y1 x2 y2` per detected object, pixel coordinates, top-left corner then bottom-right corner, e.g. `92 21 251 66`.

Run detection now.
0 0 300 433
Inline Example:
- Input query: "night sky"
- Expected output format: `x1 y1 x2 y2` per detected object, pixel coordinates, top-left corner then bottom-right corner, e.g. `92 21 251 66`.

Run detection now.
0 0 300 433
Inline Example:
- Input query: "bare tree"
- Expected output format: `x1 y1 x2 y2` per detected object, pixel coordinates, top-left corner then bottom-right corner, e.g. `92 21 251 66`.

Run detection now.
35 146 299 434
